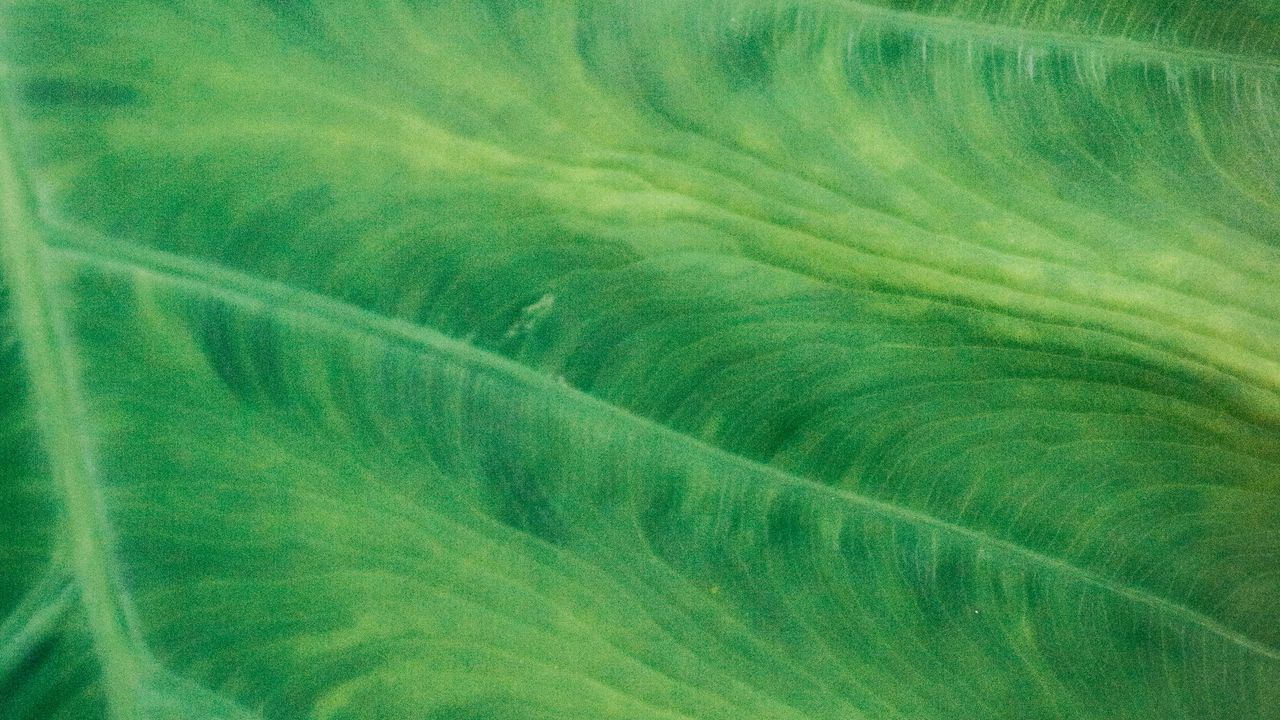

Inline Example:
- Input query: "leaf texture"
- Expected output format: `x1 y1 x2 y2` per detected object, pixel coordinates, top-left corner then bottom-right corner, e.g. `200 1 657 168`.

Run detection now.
2 1 1279 718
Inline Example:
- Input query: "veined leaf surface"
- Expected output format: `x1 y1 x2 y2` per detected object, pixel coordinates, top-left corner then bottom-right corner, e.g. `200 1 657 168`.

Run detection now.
2 1 1279 717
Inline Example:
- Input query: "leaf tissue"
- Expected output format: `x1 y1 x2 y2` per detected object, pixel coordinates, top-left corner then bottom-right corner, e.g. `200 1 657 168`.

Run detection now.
1 1 1279 718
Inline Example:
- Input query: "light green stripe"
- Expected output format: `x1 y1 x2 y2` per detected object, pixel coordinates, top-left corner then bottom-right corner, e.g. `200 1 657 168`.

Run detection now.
0 102 145 717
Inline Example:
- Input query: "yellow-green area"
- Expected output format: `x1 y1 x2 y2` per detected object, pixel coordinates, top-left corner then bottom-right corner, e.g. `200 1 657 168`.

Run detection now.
1 1 1279 718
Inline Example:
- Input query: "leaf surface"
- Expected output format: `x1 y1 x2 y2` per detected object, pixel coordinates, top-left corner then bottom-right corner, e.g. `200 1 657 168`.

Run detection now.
2 1 1279 718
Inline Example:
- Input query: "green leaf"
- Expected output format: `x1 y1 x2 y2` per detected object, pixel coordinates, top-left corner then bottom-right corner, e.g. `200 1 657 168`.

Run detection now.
3 1 1279 717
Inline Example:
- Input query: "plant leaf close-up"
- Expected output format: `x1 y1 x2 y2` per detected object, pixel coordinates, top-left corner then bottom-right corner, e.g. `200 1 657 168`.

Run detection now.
2 1 1279 718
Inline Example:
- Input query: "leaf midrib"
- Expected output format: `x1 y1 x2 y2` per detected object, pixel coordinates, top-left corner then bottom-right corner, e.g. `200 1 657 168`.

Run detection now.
43 215 1280 664
0 106 147 716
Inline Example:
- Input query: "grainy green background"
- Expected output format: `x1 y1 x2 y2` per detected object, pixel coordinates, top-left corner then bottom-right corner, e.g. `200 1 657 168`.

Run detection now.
2 1 1279 718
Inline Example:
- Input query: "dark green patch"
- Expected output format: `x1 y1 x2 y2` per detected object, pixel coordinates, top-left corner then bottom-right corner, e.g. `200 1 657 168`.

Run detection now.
193 301 292 411
764 491 808 549
19 77 140 110
257 0 334 49
715 8 802 90
844 30 917 92
478 429 569 546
